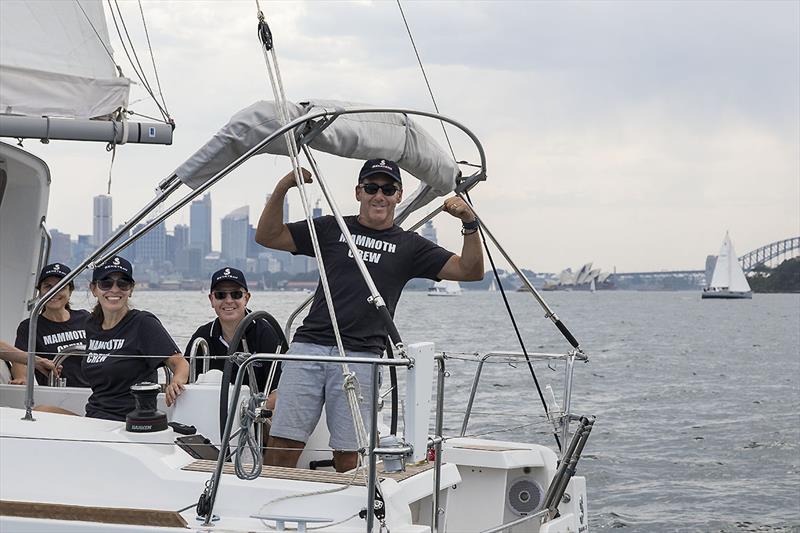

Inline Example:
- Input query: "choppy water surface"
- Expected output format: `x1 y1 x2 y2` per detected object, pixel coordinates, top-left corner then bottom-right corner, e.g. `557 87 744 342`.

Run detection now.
120 289 800 532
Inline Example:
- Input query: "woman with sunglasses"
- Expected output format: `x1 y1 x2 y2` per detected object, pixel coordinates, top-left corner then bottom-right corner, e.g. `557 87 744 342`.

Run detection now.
11 263 90 387
82 256 189 421
185 267 282 406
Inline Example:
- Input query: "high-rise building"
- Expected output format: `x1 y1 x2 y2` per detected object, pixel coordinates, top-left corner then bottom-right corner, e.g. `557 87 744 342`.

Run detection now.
190 193 212 256
419 220 438 244
221 206 249 267
174 224 190 251
49 229 72 264
135 220 166 266
92 195 112 247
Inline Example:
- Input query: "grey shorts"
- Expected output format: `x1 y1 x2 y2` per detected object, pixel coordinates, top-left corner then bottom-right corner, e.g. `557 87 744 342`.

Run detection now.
270 342 382 451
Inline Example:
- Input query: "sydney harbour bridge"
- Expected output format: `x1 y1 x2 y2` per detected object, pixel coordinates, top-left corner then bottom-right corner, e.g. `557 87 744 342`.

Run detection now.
612 236 800 289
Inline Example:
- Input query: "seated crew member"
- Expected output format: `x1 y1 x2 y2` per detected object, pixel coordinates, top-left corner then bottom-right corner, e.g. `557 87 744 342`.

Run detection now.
1 340 57 379
11 263 90 387
185 267 283 409
255 159 483 472
80 256 189 420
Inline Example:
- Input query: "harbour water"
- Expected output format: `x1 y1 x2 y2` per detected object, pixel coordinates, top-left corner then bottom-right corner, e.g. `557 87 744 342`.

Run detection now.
102 289 799 532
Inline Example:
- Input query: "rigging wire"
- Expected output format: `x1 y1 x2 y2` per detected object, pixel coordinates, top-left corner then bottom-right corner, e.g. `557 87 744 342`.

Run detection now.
395 0 456 162
74 0 117 64
137 0 172 123
465 193 561 452
109 0 170 123
106 2 168 123
397 1 562 450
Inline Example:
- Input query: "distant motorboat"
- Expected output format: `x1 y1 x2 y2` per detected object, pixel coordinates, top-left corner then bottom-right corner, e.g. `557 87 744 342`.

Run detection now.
428 280 462 296
702 232 752 299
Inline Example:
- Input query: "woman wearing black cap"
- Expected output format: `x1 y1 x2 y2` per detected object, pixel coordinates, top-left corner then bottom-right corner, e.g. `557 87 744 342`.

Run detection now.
82 256 190 421
11 263 90 387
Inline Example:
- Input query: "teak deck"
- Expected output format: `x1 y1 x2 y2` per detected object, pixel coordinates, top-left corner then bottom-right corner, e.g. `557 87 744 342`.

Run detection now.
182 459 436 486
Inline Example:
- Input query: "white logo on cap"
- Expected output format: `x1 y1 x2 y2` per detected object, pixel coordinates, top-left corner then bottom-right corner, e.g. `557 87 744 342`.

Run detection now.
54 264 60 271
223 268 231 276
372 159 393 172
113 257 121 266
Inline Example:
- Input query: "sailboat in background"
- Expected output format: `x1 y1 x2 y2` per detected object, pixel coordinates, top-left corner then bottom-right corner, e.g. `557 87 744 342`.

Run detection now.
702 232 752 299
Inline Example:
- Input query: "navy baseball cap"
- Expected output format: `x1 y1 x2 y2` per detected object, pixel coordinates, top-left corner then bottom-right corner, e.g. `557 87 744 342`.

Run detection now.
38 263 71 286
359 159 402 185
92 256 134 282
211 267 248 291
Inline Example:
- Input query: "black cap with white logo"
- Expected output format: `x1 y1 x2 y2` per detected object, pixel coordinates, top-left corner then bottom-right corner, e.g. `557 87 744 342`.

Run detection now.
38 263 71 286
211 267 248 291
92 256 134 282
359 158 402 185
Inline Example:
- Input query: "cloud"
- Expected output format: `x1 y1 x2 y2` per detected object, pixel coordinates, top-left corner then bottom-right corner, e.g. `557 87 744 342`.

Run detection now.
17 0 799 272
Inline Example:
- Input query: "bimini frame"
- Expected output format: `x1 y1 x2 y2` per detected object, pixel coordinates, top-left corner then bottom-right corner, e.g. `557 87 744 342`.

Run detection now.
21 106 585 532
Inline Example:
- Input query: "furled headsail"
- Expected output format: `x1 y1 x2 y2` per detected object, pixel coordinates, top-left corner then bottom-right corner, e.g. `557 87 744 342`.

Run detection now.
172 100 461 218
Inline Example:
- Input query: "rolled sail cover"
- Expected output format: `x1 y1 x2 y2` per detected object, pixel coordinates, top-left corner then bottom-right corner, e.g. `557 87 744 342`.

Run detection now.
173 100 460 218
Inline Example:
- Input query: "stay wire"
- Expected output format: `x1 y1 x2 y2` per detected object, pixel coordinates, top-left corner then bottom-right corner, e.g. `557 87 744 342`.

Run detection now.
112 0 170 122
107 1 170 123
396 0 457 162
463 191 562 452
75 0 116 64
137 0 172 122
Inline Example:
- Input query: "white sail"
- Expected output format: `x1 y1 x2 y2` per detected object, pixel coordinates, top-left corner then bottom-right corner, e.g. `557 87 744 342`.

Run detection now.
708 232 751 293
0 0 130 118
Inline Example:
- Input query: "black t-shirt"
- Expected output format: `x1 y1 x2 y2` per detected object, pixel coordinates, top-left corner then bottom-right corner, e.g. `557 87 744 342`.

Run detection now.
15 309 91 387
185 312 283 392
287 215 454 354
82 309 180 421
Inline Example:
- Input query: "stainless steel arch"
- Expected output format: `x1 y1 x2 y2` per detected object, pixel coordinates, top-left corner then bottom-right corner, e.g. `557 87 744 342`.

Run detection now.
739 236 800 271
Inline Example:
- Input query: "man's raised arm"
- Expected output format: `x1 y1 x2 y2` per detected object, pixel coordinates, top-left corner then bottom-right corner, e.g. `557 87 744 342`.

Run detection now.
255 168 312 252
437 196 485 282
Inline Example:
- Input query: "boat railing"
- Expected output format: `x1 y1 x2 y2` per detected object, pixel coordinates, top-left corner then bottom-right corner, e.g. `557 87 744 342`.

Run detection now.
26 218 51 312
452 350 587 451
187 337 211 383
198 346 447 533
47 346 86 387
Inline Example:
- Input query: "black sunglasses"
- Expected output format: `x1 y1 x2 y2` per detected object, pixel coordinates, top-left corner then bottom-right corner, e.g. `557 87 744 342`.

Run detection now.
359 183 400 196
96 278 133 291
213 290 245 300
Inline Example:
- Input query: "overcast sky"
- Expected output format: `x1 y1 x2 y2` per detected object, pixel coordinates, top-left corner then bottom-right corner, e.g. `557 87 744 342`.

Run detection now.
21 0 799 273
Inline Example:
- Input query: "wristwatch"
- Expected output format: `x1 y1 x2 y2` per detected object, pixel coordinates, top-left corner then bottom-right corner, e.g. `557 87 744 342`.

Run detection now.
461 219 479 235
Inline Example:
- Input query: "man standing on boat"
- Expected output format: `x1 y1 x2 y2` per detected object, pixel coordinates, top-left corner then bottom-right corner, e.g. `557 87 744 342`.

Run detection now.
255 158 483 472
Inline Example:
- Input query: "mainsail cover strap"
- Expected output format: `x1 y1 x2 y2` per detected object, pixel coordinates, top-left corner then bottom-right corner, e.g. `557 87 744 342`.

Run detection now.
171 100 461 219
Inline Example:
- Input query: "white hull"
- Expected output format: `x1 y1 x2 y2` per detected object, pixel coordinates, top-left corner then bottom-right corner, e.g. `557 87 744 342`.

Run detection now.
0 399 588 532
701 289 752 299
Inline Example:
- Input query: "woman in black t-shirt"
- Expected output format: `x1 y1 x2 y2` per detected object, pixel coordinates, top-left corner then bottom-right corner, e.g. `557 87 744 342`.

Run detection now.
12 263 90 387
80 256 190 421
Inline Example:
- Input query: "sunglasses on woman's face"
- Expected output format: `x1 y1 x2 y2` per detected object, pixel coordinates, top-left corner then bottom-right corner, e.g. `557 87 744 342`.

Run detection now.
96 278 132 291
359 183 400 196
213 290 245 300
